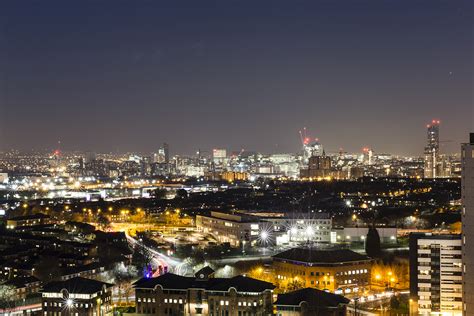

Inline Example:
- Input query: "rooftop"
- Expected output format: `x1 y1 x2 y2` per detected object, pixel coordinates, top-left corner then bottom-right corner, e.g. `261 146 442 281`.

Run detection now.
5 276 41 288
134 273 275 293
8 213 50 221
275 288 349 307
42 277 113 294
273 248 370 264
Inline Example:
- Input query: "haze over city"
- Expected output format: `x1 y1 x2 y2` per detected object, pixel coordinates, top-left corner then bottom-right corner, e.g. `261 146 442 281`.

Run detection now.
0 2 473 316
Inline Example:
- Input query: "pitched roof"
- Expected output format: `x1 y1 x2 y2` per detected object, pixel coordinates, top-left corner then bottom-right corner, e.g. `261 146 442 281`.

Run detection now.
8 213 50 221
42 277 113 294
275 288 350 307
5 276 41 288
195 266 215 278
273 248 370 264
134 273 275 292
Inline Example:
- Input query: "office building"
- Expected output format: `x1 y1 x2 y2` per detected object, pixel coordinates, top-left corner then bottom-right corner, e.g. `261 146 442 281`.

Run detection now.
409 233 462 315
303 141 324 162
6 213 54 229
331 227 397 245
462 133 474 316
424 120 440 178
157 143 170 164
133 268 275 316
273 248 372 295
262 213 332 244
300 154 333 179
0 172 8 183
212 148 227 168
41 277 113 316
196 211 261 248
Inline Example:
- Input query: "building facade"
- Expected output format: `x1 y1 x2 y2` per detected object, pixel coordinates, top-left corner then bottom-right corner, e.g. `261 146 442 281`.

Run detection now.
274 287 349 316
196 211 261 247
462 133 474 316
263 213 332 244
272 248 372 296
424 120 440 178
41 277 113 316
134 270 275 316
6 213 53 229
300 155 333 179
331 227 397 245
409 233 462 315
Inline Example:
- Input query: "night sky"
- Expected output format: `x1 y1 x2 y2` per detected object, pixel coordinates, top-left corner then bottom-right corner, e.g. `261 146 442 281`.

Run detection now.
0 1 472 155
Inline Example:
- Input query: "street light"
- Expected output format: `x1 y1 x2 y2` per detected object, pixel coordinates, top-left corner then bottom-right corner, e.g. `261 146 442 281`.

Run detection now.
260 231 270 255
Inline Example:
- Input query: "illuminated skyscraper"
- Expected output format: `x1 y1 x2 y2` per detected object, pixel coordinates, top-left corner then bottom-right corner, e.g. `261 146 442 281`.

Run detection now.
212 148 227 164
154 143 170 164
462 133 474 315
424 120 440 178
160 143 170 164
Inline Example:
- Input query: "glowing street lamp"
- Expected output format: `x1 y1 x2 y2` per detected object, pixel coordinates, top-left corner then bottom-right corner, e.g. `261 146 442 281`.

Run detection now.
290 227 298 235
66 298 73 308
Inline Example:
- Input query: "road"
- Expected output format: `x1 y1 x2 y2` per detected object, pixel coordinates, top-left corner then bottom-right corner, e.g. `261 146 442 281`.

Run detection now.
126 233 191 276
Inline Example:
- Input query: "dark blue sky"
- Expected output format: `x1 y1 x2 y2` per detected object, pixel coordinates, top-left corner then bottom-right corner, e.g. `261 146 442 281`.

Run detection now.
0 1 472 155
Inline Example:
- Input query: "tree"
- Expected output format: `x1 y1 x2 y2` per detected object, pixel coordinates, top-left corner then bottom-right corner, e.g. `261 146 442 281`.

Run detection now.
111 263 138 304
365 226 381 258
0 284 16 309
132 244 153 274
97 214 111 231
152 189 167 199
175 189 188 199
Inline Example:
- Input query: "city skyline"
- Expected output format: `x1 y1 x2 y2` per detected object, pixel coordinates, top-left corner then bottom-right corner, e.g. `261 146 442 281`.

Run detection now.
0 2 473 315
0 1 472 155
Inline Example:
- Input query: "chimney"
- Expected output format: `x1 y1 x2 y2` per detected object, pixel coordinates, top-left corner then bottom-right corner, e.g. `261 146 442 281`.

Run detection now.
470 133 474 144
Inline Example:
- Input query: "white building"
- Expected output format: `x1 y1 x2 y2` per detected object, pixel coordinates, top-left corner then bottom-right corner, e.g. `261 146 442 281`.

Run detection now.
331 227 397 244
212 149 227 166
409 233 462 315
0 173 8 184
251 213 332 245
184 165 206 177
462 133 474 315
196 211 260 247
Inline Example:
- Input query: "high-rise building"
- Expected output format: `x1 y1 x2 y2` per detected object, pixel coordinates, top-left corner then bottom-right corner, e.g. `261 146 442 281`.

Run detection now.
462 133 474 316
212 148 227 170
424 120 440 178
303 141 323 162
157 143 170 164
300 153 333 178
409 233 462 315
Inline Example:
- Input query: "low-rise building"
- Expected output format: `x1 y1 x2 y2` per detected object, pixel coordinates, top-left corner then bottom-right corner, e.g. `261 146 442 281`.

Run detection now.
196 211 261 247
134 268 275 316
409 233 462 315
273 248 372 296
331 227 397 245
41 277 113 316
5 275 41 300
263 213 332 244
274 287 349 316
6 213 53 229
